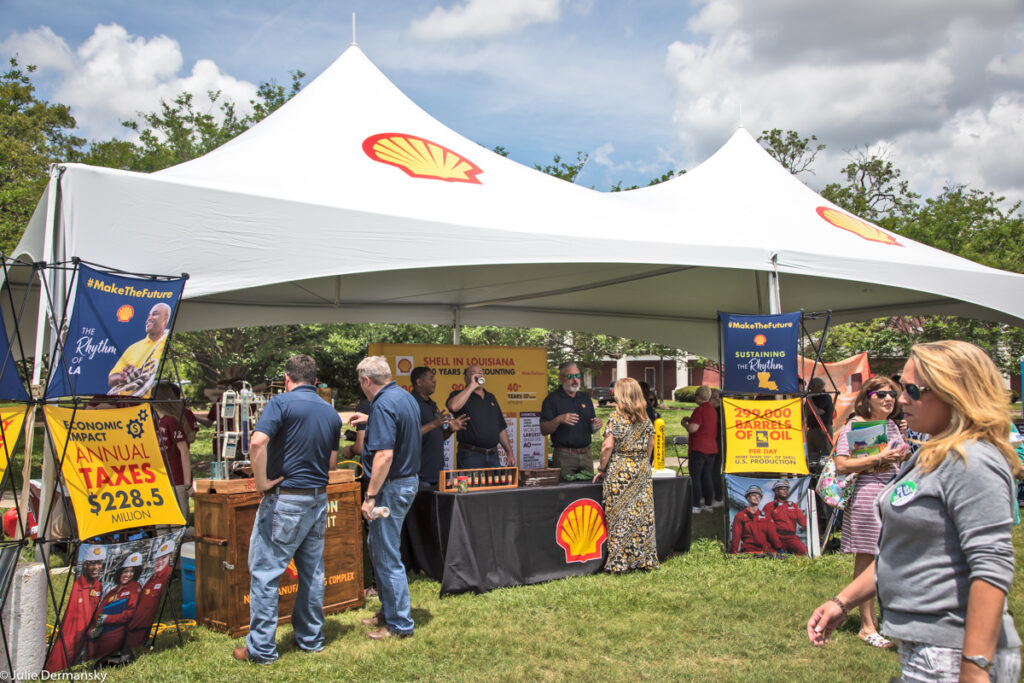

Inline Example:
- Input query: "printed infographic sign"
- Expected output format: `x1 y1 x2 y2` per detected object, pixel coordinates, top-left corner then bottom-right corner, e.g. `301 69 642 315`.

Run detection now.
721 312 801 394
723 398 808 474
367 343 547 467
47 264 185 399
44 405 185 539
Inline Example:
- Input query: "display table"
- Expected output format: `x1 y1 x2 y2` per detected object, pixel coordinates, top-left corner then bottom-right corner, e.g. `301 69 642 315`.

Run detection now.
403 477 691 595
194 481 364 636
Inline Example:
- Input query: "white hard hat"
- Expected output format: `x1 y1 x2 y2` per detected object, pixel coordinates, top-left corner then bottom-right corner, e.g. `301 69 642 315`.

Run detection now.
81 545 107 562
122 552 143 568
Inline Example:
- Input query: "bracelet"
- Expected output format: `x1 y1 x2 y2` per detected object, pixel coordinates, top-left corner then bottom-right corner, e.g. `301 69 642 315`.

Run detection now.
829 596 850 618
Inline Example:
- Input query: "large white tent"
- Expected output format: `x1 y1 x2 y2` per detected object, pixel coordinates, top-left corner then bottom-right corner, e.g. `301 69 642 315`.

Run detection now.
10 45 1024 356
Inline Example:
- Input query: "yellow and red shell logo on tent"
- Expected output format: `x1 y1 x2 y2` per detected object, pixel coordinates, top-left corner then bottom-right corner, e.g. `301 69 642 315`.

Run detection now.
555 498 607 563
116 305 134 322
816 206 901 246
363 133 483 184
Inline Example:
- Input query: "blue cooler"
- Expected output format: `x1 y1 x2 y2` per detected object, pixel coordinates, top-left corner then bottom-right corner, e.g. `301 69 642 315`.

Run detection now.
180 541 196 619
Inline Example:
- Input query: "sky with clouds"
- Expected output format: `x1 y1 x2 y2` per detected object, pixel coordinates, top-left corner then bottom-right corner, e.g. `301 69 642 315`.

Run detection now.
3 0 1023 204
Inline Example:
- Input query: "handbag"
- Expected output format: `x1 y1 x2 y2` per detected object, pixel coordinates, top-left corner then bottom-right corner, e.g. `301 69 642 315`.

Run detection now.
815 441 856 510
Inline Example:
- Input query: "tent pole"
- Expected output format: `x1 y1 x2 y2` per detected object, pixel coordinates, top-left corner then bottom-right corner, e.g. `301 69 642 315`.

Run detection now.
452 306 461 345
768 253 782 315
24 166 61 555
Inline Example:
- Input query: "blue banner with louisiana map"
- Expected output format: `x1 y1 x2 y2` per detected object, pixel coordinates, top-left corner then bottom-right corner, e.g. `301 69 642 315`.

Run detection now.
0 312 28 400
721 312 801 394
46 265 185 399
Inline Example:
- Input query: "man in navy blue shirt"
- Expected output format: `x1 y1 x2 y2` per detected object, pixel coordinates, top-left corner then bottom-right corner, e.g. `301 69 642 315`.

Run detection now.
356 356 421 640
541 362 602 478
410 366 467 489
234 354 340 665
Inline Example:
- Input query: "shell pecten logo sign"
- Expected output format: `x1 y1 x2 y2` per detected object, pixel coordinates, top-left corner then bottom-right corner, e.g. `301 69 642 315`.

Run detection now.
817 206 901 246
555 498 607 563
363 133 483 184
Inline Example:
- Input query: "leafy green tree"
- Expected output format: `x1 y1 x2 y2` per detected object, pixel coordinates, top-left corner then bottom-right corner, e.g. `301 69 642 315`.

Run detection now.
534 152 587 183
757 128 824 176
0 58 85 252
820 147 919 226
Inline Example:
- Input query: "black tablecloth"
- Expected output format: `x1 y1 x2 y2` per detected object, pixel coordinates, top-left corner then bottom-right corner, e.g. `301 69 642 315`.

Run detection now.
403 477 692 595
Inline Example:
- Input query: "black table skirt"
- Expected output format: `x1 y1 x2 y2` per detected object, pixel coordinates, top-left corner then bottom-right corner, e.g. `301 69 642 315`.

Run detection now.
402 477 692 595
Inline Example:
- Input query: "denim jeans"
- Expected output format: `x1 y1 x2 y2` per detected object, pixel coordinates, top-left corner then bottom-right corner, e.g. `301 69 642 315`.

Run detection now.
458 448 500 469
367 474 418 635
245 492 328 663
689 452 715 507
895 640 1021 682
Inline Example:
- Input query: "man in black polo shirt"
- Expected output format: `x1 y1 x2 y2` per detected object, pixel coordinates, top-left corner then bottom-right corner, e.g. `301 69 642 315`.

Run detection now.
411 366 467 488
446 364 514 468
541 361 603 478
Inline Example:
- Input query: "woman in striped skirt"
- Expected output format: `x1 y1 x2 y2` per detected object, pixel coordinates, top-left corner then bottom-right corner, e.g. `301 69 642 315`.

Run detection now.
833 376 907 649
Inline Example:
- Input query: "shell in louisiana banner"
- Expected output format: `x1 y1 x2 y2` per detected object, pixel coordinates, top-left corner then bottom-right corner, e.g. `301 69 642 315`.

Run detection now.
44 405 185 539
555 499 607 563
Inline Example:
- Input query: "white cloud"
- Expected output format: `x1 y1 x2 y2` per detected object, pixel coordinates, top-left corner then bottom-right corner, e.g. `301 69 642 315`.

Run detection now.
2 24 257 141
1 26 74 71
665 0 1024 204
409 0 562 41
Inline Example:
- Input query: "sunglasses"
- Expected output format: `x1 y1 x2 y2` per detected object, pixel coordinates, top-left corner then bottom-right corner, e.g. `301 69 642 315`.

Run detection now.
564 373 582 379
900 382 931 401
870 390 899 400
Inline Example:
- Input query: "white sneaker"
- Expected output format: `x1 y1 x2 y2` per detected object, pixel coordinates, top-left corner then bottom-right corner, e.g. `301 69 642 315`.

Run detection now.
702 505 713 512
712 500 724 508
691 506 702 514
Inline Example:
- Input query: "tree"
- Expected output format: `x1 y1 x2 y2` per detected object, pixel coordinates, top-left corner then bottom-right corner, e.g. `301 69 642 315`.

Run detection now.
820 147 919 227
534 152 587 183
757 128 824 176
0 58 85 252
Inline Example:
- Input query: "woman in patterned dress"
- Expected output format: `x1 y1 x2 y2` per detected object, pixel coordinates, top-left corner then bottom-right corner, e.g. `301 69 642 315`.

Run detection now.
833 375 908 649
592 377 658 573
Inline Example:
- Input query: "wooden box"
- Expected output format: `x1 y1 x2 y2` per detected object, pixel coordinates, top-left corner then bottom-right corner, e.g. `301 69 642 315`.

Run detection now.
194 468 354 494
194 481 363 637
519 468 561 487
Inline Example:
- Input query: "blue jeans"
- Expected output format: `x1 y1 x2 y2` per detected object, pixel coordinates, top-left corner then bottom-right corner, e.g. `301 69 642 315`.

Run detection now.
246 492 328 663
458 448 500 469
367 475 418 635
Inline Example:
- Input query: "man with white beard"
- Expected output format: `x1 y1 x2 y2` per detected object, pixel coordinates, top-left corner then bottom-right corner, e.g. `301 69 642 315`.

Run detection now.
540 362 603 478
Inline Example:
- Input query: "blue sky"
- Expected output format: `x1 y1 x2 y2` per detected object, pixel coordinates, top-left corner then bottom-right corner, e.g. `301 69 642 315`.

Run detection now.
3 0 1024 202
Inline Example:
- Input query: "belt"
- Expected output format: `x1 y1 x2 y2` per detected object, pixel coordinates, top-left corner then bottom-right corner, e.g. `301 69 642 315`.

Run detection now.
458 444 498 455
553 446 591 455
273 486 326 496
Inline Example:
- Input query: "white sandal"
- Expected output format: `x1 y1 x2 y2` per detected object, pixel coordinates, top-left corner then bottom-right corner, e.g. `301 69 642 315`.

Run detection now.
862 633 893 649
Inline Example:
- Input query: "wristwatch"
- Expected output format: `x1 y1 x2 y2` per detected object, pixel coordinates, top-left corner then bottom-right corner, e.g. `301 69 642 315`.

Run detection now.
962 654 993 671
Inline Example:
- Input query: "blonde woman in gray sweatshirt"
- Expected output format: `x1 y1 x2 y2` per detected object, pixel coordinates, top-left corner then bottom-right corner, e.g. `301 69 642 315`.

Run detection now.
808 340 1022 682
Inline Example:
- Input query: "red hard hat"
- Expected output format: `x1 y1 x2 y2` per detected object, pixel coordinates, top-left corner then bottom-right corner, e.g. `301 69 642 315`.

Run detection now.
3 508 37 539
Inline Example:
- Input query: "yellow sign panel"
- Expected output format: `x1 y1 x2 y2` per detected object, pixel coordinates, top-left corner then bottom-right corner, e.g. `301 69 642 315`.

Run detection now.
723 398 808 474
367 343 548 467
44 405 185 539
0 406 27 484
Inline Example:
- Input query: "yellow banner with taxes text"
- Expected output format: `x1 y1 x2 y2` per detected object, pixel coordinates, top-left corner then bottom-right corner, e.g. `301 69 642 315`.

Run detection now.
44 405 184 539
0 406 27 485
723 398 808 474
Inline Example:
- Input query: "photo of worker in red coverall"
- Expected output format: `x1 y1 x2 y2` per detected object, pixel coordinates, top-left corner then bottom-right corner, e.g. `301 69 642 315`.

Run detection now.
729 485 782 554
124 538 176 650
762 479 807 555
44 545 107 672
88 552 143 661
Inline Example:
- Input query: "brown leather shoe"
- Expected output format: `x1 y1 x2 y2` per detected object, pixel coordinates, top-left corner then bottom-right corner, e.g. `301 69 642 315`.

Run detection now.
360 612 384 627
232 646 250 662
365 627 412 640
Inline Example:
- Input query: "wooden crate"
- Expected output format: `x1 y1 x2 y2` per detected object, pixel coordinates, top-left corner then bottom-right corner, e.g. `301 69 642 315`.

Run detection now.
194 481 363 637
519 468 561 487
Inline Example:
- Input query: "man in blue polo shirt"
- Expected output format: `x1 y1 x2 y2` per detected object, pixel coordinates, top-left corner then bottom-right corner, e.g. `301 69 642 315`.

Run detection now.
541 362 602 478
234 354 340 665
356 355 421 640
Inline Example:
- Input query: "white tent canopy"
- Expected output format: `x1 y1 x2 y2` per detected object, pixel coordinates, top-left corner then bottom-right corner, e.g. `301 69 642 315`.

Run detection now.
11 45 1024 357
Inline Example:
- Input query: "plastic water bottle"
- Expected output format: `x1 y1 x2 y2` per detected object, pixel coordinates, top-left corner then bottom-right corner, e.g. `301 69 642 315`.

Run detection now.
370 506 390 519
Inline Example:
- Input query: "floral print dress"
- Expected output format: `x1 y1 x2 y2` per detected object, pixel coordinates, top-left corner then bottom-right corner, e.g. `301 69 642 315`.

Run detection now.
602 412 659 573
